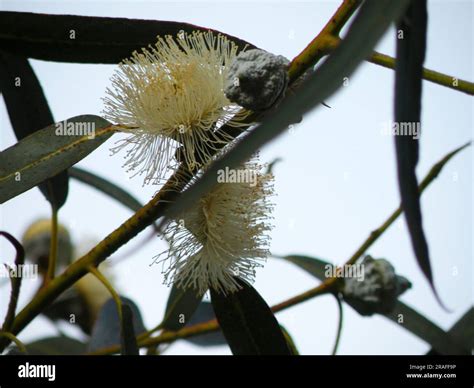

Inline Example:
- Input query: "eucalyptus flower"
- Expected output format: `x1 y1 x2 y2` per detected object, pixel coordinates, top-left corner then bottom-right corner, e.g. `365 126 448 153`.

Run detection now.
103 31 249 185
154 156 275 295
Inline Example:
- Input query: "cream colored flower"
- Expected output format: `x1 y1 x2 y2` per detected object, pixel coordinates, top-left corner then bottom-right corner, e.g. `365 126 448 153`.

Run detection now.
103 31 249 185
154 156 274 295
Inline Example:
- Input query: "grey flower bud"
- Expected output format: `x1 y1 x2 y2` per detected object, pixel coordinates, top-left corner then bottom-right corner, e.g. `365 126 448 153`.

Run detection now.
343 255 412 316
224 49 289 111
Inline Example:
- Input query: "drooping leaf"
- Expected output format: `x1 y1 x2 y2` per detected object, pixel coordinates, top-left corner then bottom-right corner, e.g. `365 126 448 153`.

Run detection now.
394 1 441 305
0 12 255 64
161 283 203 331
0 51 69 209
277 255 329 282
0 115 114 204
41 286 93 335
184 301 226 347
383 301 466 355
183 302 296 350
69 167 160 233
211 278 291 355
280 325 299 355
121 303 139 355
69 167 143 213
88 297 146 353
7 336 87 355
426 308 473 355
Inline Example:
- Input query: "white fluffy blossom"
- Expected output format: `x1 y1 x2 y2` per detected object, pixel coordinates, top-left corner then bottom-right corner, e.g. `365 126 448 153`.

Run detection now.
103 31 249 185
154 156 274 295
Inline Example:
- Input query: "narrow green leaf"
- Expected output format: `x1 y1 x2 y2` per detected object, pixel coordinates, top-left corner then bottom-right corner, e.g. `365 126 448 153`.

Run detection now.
0 115 113 204
184 301 226 347
69 167 142 213
69 167 160 233
280 325 299 355
0 51 69 209
211 278 291 355
7 336 87 355
88 297 146 353
426 308 473 355
394 1 442 306
121 304 139 355
41 286 92 335
0 12 255 64
161 283 203 331
384 302 467 355
277 255 329 282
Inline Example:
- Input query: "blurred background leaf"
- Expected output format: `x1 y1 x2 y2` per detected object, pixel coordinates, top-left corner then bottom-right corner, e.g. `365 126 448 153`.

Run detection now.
7 335 87 355
385 302 468 355
0 12 256 64
277 255 330 281
161 282 203 332
426 308 473 355
70 167 142 212
0 50 68 209
183 301 226 347
88 297 146 353
211 278 291 355
121 303 139 355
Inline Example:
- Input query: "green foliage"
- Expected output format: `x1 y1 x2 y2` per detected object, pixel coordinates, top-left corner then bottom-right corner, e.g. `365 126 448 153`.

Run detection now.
0 0 471 356
211 279 292 355
0 115 112 203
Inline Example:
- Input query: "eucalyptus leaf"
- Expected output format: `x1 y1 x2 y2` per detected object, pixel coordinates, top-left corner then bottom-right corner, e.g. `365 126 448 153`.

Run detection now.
280 325 299 355
69 167 143 213
0 115 113 203
184 302 226 347
426 307 473 355
277 255 329 282
88 297 146 353
121 304 139 355
0 50 69 209
0 12 255 64
384 302 467 355
161 283 203 331
211 278 291 355
8 336 87 355
394 1 441 305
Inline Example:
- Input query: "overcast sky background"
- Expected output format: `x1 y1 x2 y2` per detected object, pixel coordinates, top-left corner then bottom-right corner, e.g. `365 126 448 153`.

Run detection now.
1 0 472 355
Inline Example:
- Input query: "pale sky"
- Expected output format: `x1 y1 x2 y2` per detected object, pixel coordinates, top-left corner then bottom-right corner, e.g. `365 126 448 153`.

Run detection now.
1 0 472 355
